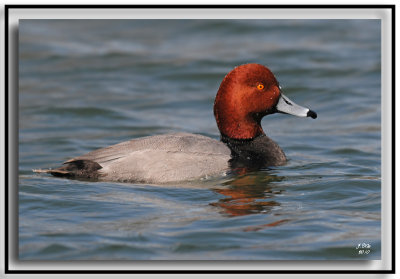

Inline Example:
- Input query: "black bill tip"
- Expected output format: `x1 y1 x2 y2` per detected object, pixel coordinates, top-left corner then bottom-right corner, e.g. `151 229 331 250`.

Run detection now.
307 110 317 119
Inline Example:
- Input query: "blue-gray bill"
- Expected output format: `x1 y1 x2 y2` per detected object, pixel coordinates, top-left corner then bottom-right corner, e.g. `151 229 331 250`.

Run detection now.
275 93 317 119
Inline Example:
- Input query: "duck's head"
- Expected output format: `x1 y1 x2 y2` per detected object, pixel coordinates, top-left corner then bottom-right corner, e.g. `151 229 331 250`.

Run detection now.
213 63 317 140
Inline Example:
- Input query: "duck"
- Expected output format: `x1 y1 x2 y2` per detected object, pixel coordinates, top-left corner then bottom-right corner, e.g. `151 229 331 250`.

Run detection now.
34 63 317 184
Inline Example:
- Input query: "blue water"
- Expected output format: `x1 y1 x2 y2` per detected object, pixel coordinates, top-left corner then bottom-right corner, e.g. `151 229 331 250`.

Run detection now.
19 19 381 260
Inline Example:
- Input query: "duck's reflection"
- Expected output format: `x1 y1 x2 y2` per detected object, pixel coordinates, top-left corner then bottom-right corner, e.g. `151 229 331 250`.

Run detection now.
210 171 284 217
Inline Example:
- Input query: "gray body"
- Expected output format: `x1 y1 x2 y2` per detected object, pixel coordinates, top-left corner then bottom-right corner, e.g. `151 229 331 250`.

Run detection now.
49 133 231 184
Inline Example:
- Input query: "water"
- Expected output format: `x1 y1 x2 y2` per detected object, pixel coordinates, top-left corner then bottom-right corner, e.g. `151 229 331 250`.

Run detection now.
19 19 381 260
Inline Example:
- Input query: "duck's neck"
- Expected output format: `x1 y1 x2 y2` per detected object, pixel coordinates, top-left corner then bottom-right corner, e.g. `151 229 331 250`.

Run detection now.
220 132 261 146
215 110 265 140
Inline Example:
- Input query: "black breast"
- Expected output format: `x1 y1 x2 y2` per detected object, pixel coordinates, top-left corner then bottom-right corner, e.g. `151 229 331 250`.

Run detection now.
221 134 287 170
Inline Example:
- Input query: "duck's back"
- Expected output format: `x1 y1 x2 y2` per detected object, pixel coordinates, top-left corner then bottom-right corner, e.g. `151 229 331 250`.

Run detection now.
52 133 231 184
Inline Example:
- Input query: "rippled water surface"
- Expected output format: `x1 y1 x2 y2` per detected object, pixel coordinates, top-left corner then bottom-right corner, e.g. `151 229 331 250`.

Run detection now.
19 19 381 260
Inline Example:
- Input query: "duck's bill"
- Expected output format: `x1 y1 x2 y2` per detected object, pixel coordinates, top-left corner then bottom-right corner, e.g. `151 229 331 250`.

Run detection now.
275 93 317 119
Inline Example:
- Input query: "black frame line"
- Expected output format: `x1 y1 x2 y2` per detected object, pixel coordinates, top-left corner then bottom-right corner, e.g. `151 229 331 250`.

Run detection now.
4 4 395 274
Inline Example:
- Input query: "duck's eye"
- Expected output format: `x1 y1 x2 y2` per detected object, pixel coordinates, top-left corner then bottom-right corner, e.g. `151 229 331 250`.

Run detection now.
256 83 265 90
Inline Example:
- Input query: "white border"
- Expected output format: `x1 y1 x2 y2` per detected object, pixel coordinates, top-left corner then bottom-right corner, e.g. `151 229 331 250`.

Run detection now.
3 5 393 276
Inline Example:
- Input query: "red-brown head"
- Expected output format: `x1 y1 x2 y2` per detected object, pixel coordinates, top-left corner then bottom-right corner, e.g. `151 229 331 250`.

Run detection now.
214 64 316 140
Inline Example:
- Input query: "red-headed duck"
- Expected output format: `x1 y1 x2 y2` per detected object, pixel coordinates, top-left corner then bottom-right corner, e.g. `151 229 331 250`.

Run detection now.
34 63 317 184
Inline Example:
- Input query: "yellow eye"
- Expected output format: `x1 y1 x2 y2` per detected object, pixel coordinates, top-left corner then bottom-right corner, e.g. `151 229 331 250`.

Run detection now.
257 83 264 90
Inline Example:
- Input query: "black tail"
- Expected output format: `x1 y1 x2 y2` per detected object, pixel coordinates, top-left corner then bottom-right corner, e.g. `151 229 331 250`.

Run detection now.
34 159 102 179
